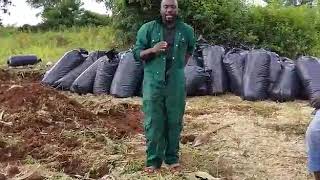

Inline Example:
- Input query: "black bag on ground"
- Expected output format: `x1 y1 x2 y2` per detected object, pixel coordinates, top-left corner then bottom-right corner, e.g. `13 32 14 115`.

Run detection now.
197 80 211 96
53 51 107 90
270 58 301 102
242 50 270 101
297 79 309 100
223 48 247 96
296 56 320 105
41 49 88 86
70 59 100 94
268 52 281 94
7 55 41 67
93 55 120 94
110 51 144 98
185 65 210 96
202 45 228 95
187 55 204 67
186 36 208 68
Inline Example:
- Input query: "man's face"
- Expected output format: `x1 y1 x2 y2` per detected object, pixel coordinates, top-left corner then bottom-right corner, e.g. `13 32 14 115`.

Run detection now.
161 0 178 24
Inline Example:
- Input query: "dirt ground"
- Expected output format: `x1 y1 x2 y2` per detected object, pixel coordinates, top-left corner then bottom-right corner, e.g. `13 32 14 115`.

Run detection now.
0 67 315 180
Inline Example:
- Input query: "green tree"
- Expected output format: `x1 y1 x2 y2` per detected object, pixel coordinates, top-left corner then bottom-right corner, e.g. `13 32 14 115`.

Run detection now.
78 10 110 26
26 0 60 9
263 0 315 6
24 0 320 57
247 5 319 57
104 0 250 46
41 0 84 28
103 0 320 57
108 0 161 43
26 0 110 29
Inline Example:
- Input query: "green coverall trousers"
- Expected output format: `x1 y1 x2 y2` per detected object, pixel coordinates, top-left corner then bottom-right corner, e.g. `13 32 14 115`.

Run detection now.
143 70 186 168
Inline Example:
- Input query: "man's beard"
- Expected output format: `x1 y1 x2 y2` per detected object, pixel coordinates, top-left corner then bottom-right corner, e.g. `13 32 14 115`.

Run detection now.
162 14 176 24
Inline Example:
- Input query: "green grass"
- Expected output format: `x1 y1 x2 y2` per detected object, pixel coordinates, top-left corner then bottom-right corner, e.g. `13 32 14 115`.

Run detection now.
0 26 124 64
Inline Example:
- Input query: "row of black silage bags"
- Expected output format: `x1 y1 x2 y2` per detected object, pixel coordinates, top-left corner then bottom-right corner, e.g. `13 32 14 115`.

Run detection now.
41 48 143 98
41 47 320 106
186 42 228 96
185 42 320 106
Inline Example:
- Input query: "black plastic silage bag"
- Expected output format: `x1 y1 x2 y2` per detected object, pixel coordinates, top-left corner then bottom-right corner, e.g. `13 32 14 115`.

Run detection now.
7 55 41 67
202 45 228 95
268 52 281 94
185 65 210 96
93 55 120 95
222 48 248 96
187 55 204 67
41 49 88 86
53 51 107 90
70 59 100 94
270 58 301 102
197 81 211 96
296 56 320 105
242 50 270 101
186 36 209 68
110 51 144 98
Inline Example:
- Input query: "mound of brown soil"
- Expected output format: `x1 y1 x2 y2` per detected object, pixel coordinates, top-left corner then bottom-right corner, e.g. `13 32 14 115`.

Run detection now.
0 79 143 177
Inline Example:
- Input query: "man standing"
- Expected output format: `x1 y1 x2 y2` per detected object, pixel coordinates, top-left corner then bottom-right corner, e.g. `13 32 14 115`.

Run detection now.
133 0 195 173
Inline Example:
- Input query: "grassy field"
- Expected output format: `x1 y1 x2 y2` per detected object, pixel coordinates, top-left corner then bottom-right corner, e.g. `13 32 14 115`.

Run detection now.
0 26 123 65
0 90 314 179
64 94 314 180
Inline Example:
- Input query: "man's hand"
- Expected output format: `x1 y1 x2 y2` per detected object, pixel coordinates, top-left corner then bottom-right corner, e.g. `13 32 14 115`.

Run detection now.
152 41 168 54
140 41 167 61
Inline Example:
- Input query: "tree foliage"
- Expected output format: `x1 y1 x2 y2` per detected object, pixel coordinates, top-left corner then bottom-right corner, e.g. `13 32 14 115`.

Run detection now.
41 0 84 27
19 0 320 58
104 0 320 58
108 0 253 46
263 0 315 6
24 0 110 30
26 0 61 9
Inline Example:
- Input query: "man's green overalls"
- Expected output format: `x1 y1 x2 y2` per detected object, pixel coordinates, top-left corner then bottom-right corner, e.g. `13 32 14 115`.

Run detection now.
133 17 195 168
